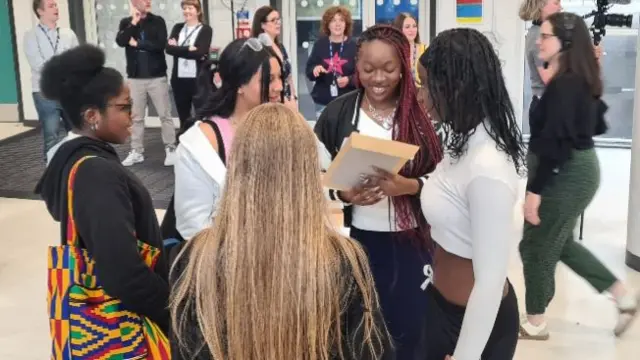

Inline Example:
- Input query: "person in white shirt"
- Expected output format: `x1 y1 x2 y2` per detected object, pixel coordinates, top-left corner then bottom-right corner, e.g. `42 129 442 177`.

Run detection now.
24 0 78 159
166 0 212 132
418 28 526 360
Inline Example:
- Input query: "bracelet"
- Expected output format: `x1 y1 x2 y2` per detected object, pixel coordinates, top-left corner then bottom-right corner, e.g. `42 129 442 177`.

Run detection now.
333 189 352 206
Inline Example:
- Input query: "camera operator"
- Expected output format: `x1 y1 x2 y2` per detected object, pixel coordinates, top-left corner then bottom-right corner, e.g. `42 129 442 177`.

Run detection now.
520 0 563 96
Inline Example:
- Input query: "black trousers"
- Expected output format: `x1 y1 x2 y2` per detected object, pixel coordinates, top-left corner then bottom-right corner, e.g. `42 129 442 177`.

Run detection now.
350 227 432 360
419 281 519 360
171 77 197 130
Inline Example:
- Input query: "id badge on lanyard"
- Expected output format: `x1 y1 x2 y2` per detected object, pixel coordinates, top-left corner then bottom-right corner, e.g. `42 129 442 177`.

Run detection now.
329 39 345 98
330 84 339 97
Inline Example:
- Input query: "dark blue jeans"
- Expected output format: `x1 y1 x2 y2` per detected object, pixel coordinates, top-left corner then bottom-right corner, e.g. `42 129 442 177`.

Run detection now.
350 227 432 360
33 92 70 159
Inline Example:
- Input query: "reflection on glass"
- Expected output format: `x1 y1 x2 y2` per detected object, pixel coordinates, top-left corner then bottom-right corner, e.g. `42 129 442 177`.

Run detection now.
375 0 419 25
295 0 363 121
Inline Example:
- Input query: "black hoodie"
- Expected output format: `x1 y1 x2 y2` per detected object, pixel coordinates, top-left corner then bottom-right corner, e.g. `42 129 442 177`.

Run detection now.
36 136 170 332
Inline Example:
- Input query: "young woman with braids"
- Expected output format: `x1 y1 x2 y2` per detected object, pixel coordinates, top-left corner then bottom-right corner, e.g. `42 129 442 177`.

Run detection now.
160 37 289 243
315 24 442 359
418 28 525 359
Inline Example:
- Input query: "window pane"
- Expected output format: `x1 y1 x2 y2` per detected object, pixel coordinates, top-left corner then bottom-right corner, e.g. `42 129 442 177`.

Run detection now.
375 0 419 25
295 0 363 121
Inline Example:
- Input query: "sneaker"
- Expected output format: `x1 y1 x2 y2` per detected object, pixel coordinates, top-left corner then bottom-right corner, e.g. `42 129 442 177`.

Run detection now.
122 150 144 167
164 146 176 166
614 291 639 337
519 316 550 341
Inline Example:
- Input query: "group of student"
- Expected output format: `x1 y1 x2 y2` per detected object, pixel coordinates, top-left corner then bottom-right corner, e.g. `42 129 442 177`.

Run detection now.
36 1 638 360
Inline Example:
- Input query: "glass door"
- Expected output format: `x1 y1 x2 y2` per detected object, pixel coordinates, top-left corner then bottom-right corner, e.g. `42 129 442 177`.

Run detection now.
275 0 364 121
276 0 431 121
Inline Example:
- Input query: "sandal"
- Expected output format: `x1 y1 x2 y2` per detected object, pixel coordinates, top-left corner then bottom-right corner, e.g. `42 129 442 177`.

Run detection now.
614 291 640 337
519 316 550 341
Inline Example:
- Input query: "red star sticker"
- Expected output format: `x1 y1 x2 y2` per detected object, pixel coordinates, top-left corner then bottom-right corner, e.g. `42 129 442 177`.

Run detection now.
323 53 348 76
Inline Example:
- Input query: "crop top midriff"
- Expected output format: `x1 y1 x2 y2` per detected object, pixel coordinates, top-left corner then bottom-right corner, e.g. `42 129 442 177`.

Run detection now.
420 124 520 360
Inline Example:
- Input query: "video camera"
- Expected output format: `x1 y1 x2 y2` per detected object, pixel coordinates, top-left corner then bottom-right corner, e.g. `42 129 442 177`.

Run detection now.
583 0 633 45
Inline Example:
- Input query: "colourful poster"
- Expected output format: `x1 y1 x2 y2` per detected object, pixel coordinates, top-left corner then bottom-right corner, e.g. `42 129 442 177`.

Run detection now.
456 0 483 24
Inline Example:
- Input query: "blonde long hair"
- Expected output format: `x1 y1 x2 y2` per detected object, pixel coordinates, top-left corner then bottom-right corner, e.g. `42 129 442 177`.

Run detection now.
519 0 547 21
170 103 387 360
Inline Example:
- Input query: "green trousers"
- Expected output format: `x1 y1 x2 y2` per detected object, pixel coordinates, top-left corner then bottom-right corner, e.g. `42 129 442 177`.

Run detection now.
520 149 618 315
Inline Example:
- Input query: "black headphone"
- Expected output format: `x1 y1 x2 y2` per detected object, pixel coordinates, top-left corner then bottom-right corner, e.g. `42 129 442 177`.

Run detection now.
559 12 576 51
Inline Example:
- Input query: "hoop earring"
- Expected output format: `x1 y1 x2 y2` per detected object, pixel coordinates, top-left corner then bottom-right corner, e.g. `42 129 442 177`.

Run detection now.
90 122 99 132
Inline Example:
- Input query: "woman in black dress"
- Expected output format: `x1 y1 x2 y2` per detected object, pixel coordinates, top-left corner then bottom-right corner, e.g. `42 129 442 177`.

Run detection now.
252 5 297 103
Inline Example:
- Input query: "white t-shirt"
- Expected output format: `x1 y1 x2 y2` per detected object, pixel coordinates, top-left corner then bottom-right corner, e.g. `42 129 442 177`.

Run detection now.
177 24 203 79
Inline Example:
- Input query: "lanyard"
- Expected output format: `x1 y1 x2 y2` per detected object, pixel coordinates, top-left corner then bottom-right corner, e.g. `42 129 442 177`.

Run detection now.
328 38 345 81
37 24 59 59
411 43 418 81
180 24 202 46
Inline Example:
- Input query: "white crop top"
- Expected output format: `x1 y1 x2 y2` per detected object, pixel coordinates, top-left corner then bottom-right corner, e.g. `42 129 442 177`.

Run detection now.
420 124 520 360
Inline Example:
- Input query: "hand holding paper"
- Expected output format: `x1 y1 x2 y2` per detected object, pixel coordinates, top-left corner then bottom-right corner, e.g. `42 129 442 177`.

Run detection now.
338 180 384 206
369 167 420 197
323 132 419 191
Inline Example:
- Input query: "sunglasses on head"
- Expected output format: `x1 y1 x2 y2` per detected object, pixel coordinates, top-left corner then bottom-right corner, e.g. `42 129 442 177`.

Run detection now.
242 35 273 52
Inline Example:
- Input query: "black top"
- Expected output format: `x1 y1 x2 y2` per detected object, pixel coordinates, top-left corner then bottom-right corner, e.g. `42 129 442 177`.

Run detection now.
35 136 170 332
306 36 357 106
527 73 608 194
276 43 293 98
168 241 394 360
166 22 213 80
116 13 168 79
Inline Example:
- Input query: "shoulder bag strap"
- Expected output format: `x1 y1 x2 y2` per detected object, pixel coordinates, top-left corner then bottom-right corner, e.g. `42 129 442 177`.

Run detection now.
201 119 227 165
65 156 96 247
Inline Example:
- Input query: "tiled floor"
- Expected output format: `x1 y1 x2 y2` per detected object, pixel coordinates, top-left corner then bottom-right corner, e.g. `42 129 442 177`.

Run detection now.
0 123 638 359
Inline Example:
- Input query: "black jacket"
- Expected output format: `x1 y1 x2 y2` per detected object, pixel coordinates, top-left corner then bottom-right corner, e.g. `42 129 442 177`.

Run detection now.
35 136 170 333
166 22 213 79
116 13 168 79
314 90 364 227
527 73 608 194
168 241 395 360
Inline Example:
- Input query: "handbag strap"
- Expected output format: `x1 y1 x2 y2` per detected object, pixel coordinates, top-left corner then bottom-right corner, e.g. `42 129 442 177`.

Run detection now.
65 156 96 247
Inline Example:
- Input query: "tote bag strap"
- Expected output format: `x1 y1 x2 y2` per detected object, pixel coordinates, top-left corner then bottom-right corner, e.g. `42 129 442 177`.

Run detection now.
65 156 96 247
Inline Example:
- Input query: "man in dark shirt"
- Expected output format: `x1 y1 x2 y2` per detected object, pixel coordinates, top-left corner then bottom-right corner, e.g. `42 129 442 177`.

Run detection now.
116 0 176 167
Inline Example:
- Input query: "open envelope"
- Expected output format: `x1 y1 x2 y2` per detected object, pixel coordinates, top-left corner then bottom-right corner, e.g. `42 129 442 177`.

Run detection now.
323 132 419 191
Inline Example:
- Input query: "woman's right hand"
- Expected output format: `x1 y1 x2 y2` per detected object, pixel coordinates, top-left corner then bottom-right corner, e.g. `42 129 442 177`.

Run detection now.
284 96 298 111
338 184 384 206
168 38 177 46
313 65 327 78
